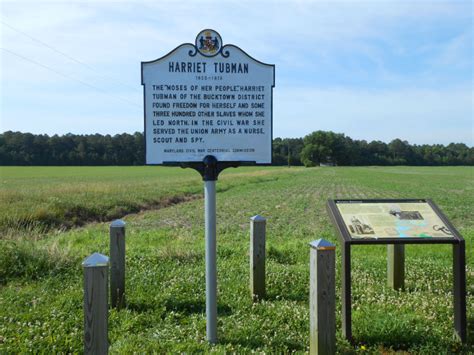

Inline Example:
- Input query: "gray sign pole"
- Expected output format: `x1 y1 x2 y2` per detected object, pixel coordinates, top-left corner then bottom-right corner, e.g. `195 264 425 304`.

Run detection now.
204 179 217 343
180 156 238 344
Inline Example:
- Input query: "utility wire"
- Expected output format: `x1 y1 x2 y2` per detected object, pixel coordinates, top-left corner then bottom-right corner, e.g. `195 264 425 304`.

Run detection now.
1 47 141 109
1 19 138 91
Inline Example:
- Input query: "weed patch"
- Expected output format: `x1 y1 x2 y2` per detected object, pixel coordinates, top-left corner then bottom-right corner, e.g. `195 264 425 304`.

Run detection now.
0 240 76 284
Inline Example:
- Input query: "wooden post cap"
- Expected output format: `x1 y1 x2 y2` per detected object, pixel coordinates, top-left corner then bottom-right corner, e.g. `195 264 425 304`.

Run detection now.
309 239 336 250
251 215 266 222
110 219 126 228
82 253 109 268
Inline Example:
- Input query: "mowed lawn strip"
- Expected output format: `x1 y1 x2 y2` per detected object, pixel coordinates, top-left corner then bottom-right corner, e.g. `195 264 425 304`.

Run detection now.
0 166 472 353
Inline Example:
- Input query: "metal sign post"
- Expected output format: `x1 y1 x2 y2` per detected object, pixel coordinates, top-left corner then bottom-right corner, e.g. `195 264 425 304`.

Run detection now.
182 155 238 342
204 171 217 342
204 179 217 342
141 29 275 344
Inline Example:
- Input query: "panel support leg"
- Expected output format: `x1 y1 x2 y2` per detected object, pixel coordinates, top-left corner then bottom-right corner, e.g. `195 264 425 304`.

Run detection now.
341 242 352 341
453 241 466 343
387 244 405 291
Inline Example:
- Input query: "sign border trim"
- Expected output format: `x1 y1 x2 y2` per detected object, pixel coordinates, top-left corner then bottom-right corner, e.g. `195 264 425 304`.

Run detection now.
141 37 275 166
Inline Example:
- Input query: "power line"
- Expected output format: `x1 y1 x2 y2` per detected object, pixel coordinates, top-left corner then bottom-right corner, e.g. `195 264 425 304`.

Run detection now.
1 19 138 91
1 47 141 109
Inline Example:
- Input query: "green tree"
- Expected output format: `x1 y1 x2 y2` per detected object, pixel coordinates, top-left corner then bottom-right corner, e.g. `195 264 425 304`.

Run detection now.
300 131 347 166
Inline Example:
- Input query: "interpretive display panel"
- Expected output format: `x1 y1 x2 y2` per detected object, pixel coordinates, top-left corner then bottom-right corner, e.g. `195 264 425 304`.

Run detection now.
142 29 275 165
326 198 466 343
335 200 454 239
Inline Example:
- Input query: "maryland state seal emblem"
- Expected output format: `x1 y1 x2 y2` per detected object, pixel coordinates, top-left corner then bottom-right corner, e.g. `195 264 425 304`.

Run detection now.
196 29 222 57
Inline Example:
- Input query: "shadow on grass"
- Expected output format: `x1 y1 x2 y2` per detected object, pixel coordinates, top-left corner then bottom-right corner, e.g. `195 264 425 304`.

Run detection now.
353 331 442 352
219 335 305 351
265 290 307 302
467 317 474 347
218 335 265 349
126 300 159 313
267 246 298 265
164 299 232 316
126 298 233 317
351 314 468 352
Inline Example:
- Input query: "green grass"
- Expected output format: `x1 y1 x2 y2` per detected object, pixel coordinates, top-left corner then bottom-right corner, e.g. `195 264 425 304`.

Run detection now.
0 166 473 353
0 166 283 235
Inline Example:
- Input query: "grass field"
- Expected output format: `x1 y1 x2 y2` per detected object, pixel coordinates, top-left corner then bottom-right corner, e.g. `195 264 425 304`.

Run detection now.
0 166 473 353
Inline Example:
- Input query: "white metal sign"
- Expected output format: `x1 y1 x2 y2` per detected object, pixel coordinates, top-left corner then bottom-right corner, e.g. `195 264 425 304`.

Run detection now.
142 29 275 165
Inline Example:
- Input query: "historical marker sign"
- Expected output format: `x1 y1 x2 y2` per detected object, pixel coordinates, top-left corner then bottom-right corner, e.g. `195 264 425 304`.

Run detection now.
141 29 276 344
142 29 275 165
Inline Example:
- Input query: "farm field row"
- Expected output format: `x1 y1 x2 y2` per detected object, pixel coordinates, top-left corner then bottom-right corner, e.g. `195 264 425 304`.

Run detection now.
0 166 286 236
0 166 472 353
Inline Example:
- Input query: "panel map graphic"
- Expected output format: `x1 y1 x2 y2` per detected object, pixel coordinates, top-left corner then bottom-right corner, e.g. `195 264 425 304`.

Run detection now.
335 202 453 239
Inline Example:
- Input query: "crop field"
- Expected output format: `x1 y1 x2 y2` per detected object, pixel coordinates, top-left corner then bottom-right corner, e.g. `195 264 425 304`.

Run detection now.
0 166 473 353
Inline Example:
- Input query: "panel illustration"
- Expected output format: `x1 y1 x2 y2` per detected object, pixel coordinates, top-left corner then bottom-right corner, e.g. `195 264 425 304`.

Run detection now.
335 201 454 239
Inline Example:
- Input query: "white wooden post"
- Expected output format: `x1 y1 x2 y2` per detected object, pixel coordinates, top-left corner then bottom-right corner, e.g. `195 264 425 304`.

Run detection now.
83 253 109 355
310 239 336 355
387 244 405 290
250 215 266 301
110 219 126 309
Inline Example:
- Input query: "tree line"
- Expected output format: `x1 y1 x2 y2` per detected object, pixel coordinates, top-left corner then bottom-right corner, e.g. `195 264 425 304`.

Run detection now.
273 131 473 166
1 130 472 166
0 131 144 166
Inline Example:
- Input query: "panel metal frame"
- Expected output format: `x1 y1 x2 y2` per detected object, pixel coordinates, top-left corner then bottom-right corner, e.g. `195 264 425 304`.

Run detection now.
326 198 466 343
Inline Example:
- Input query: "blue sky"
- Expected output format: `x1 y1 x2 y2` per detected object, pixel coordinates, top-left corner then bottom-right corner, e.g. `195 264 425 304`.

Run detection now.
1 0 472 145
